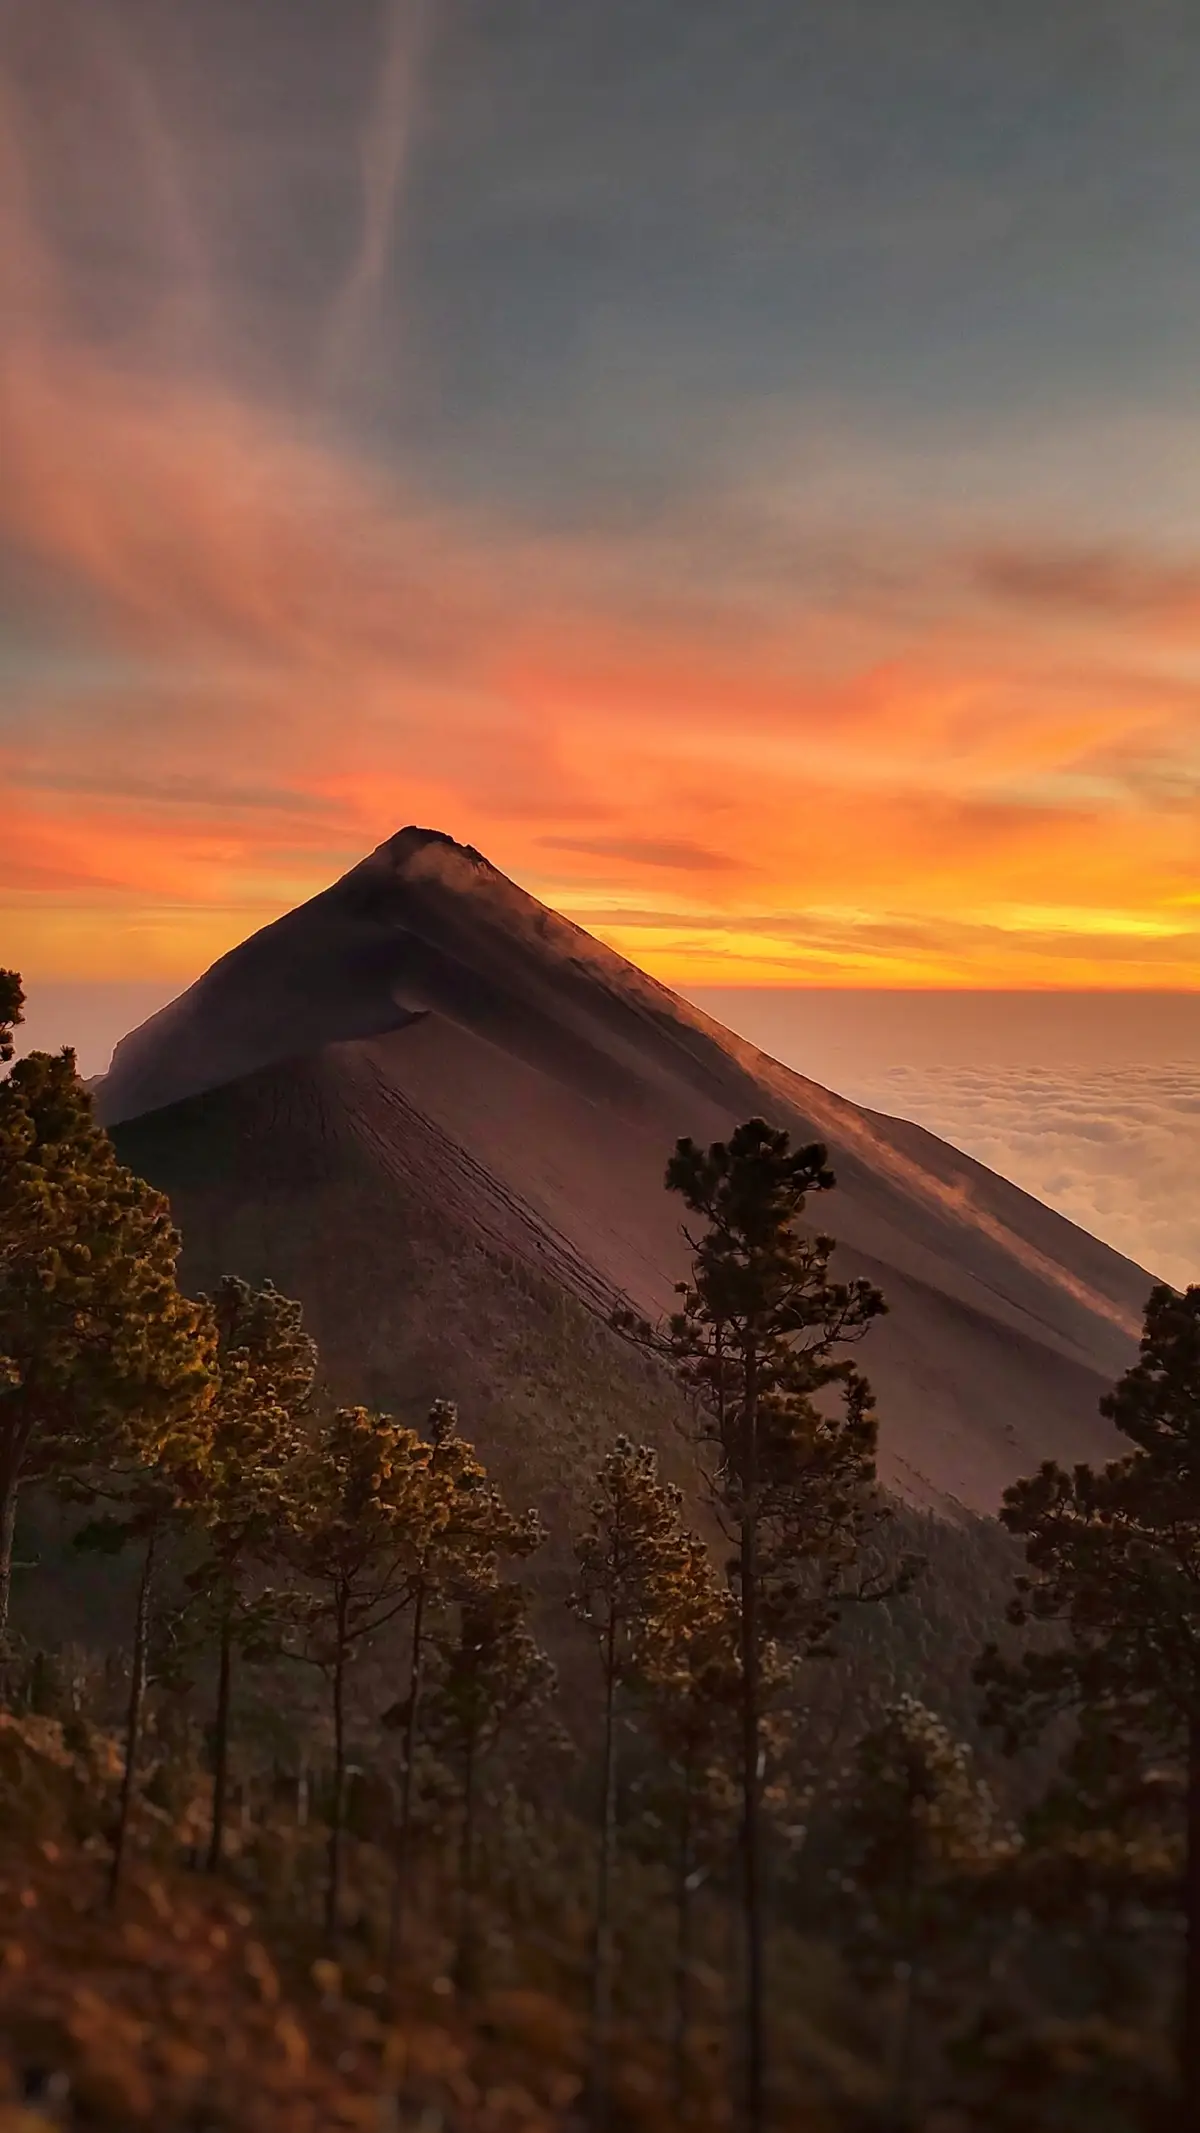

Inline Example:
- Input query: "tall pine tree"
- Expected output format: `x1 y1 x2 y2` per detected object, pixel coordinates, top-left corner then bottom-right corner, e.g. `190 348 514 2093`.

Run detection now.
836 1695 1016 2125
284 1406 438 1940
0 1049 214 1636
633 1533 742 2122
191 1277 317 1871
570 1436 703 2127
384 1399 542 1974
426 1574 555 1994
621 1118 887 2132
978 1283 1200 2131
68 1324 217 1902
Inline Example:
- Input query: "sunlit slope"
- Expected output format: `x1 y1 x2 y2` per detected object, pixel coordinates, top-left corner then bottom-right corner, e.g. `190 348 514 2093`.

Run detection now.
102 828 1148 1513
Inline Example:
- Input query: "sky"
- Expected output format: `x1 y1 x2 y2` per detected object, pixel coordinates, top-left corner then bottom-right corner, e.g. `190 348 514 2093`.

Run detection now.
4 0 1200 989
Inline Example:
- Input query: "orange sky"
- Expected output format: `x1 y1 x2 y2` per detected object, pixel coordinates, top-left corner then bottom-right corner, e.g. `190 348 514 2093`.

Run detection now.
3 2 1200 992
5 335 1197 988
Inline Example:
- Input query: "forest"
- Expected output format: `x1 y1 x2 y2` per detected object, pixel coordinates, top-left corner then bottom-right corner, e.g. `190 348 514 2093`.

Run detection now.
1 962 1198 2133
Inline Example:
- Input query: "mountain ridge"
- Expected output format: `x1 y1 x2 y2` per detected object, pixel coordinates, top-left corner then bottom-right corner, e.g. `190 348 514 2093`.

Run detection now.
100 827 1148 1517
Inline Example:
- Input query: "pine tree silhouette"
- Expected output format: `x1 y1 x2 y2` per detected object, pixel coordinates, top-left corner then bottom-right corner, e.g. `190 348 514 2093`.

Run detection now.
978 1283 1200 2130
619 1117 887 2132
0 1048 214 1637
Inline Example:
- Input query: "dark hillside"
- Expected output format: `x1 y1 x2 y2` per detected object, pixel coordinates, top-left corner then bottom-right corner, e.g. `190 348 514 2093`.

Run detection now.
112 1057 696 1577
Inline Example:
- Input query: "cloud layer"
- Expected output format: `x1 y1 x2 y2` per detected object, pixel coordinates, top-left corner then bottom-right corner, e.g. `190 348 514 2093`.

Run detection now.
846 1062 1200 1292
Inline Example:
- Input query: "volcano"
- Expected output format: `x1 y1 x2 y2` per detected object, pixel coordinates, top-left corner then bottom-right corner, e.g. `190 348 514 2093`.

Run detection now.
100 827 1146 1518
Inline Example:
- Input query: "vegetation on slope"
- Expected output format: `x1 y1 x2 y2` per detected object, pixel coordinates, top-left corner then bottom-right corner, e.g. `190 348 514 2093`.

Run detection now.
2 987 1198 2132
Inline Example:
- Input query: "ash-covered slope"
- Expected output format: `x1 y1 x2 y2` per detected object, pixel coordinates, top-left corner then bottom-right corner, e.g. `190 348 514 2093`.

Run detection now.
102 827 1148 1514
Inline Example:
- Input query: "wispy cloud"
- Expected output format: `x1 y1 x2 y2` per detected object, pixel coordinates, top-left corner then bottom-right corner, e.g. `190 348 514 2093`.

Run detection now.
13 765 347 818
537 834 746 873
973 542 1200 632
322 0 434 388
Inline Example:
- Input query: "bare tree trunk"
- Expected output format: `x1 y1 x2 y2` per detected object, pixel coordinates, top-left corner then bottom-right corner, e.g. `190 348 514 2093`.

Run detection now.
589 1607 620 2131
453 1726 479 1995
206 1595 234 1873
739 1345 766 2133
714 1316 747 2133
889 1830 920 2133
324 1585 349 1945
108 1524 157 1906
0 1479 16 1646
671 1762 696 2124
0 1417 31 1647
388 1576 427 1979
1183 1708 1200 2131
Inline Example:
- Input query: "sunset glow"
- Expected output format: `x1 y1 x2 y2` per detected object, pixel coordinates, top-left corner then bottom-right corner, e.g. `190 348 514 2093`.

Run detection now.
3 2 1199 989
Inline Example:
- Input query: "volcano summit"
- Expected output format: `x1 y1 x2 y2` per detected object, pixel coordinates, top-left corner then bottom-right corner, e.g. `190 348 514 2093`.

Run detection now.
100 828 1146 1519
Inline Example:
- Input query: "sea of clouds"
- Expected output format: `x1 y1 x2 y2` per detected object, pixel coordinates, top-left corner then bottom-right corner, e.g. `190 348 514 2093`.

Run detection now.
841 1062 1200 1291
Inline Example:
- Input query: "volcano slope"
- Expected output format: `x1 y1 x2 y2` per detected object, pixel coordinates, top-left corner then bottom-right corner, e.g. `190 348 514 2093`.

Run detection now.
101 827 1147 1522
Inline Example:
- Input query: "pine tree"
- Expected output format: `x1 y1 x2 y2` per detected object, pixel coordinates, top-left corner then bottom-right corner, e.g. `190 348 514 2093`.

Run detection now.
283 1406 437 1940
383 1399 542 1975
0 1049 213 1634
944 1720 1178 2130
634 1536 742 2122
836 1696 1016 2126
945 1720 1178 2133
190 1277 317 1872
977 1283 1200 2131
426 1574 556 1995
0 969 24 1063
69 1341 217 1902
570 1436 704 2127
619 1118 888 2132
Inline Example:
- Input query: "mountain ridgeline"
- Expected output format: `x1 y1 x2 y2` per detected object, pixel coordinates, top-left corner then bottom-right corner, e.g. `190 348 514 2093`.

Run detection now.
100 826 1147 1519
